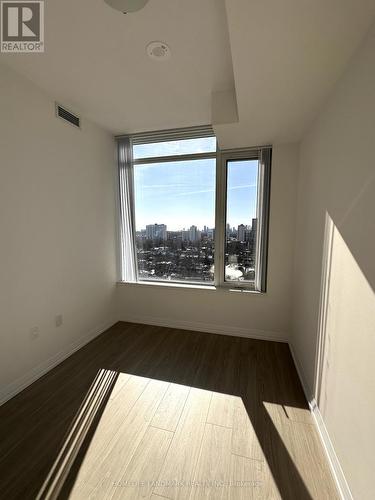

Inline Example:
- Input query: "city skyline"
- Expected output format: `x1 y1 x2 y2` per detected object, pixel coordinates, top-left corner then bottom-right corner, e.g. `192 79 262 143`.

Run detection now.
136 222 254 232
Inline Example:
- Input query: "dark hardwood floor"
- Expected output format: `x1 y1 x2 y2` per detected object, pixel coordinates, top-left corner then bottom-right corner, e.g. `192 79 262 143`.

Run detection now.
0 322 338 499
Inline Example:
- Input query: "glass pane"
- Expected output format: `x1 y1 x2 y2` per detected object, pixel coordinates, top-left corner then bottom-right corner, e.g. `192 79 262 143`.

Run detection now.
134 159 215 283
225 159 259 282
133 137 216 159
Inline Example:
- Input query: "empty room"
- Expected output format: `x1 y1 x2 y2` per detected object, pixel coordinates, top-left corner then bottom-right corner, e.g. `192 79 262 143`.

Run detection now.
0 1 374 499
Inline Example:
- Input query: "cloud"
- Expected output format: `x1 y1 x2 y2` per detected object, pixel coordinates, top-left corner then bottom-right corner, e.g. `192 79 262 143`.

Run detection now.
174 188 215 196
141 184 185 189
229 183 257 190
134 137 216 159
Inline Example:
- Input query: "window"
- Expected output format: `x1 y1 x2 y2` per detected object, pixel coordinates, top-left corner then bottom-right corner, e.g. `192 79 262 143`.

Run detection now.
225 159 259 282
118 127 271 292
215 149 271 291
134 157 216 283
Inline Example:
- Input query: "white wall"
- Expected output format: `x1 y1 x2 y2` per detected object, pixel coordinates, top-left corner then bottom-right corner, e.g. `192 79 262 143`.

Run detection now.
117 143 299 341
0 64 117 402
292 23 375 500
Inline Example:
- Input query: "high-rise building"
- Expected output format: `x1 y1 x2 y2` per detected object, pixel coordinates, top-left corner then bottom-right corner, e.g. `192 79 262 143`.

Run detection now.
188 225 201 242
146 224 167 240
237 224 246 241
244 229 252 242
181 229 189 241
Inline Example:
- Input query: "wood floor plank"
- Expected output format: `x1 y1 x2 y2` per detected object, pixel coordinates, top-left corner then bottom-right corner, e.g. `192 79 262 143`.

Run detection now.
284 404 314 424
206 390 264 463
278 420 340 500
230 453 284 500
189 423 232 500
206 392 237 429
108 372 132 401
66 373 150 491
154 387 212 500
230 454 263 500
151 383 190 432
70 378 169 498
111 426 174 500
231 397 263 462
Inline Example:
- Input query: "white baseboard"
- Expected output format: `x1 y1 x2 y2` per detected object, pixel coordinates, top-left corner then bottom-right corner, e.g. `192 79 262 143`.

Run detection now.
289 343 353 500
309 399 353 500
119 315 288 343
0 319 116 407
288 342 313 403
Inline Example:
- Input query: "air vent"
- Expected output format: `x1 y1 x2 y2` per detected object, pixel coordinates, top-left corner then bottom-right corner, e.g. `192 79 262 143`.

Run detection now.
55 103 80 128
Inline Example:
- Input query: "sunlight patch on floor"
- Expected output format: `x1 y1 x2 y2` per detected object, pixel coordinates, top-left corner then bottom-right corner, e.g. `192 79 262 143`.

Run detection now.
38 372 284 499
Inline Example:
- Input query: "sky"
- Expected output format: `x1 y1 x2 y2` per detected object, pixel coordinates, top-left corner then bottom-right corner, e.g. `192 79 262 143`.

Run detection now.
133 139 258 231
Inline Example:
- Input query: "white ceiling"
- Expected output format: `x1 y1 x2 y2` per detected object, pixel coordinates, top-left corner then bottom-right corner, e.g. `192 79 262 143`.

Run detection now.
0 0 234 134
1 0 375 147
216 0 375 147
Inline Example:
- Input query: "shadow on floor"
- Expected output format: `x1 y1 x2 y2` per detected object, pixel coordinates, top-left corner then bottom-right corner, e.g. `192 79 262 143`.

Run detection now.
0 322 314 499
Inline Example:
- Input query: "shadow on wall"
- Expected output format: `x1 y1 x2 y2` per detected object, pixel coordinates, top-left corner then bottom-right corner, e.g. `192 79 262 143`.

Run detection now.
313 207 375 492
333 171 375 294
314 164 375 407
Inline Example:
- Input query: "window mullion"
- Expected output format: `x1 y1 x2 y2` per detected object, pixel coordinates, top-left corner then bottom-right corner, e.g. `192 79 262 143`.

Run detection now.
214 150 226 287
254 160 263 291
258 148 271 292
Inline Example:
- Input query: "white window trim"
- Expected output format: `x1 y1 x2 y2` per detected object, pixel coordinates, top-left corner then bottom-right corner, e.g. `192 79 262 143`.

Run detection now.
116 127 271 293
116 280 264 294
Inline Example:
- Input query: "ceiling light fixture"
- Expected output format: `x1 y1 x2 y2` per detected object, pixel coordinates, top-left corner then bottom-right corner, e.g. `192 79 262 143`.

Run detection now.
104 0 149 14
146 41 171 61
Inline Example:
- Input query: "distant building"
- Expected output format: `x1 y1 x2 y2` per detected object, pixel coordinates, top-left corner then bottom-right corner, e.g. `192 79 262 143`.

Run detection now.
181 229 189 241
136 229 147 239
188 225 201 242
244 229 252 242
237 224 246 241
167 231 180 241
146 223 167 240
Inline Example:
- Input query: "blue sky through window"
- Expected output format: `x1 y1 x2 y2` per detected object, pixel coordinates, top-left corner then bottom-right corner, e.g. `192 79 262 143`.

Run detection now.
134 158 258 231
133 137 216 159
226 160 258 230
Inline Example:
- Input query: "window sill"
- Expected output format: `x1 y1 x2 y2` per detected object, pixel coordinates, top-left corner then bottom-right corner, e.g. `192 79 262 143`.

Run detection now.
116 280 264 294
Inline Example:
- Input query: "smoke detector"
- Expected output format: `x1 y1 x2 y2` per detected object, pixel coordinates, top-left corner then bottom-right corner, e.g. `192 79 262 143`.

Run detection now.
146 41 171 61
104 0 149 13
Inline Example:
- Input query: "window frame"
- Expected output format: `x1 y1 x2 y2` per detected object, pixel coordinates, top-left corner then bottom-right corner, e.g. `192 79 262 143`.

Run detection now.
215 148 271 292
117 128 271 293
